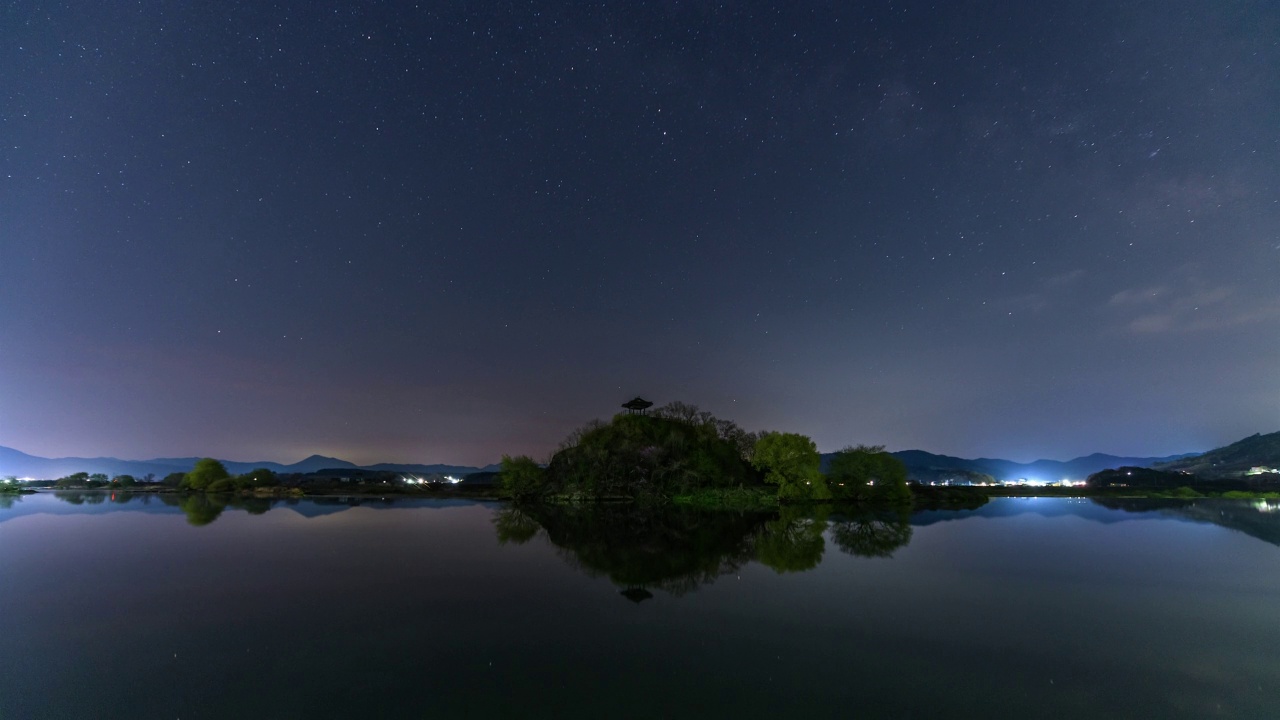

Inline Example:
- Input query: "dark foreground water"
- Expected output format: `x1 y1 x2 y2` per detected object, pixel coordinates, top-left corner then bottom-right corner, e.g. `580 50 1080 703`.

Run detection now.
2 492 1279 719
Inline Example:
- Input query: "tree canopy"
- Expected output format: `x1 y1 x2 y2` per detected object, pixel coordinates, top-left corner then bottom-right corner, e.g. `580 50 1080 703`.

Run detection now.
498 455 547 498
182 458 231 491
751 432 830 501
543 403 760 498
826 445 910 503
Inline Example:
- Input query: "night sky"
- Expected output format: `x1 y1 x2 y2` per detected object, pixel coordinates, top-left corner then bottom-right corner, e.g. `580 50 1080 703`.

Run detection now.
3 1 1277 466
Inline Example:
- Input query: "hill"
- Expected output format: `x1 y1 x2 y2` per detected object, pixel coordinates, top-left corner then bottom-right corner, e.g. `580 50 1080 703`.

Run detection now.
1155 431 1280 480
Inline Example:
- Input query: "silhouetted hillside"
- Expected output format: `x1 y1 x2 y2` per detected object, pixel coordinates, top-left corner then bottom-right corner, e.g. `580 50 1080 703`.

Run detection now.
1156 431 1280 480
820 449 1199 484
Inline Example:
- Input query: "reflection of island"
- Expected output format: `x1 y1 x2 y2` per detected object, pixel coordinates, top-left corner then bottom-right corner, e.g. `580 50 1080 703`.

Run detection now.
497 504 765 597
494 503 915 598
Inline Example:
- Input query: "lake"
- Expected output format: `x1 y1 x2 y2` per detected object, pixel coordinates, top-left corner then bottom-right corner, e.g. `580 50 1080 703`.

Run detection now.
1 492 1278 719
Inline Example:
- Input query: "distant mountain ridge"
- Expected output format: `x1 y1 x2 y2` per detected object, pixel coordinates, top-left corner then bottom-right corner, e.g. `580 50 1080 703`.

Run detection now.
4 437 1255 485
0 446 500 480
819 449 1202 484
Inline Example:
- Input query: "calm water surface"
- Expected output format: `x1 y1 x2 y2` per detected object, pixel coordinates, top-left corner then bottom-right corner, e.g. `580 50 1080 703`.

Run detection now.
1 492 1278 719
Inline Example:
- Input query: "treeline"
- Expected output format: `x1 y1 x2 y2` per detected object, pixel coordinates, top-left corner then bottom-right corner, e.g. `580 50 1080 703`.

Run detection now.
41 462 280 492
499 401 910 504
38 460 491 496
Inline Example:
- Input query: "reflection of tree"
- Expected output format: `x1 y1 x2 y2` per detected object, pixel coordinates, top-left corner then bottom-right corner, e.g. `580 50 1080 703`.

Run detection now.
492 507 542 545
51 490 283 525
508 503 768 597
238 497 272 515
755 506 827 573
179 495 228 526
498 502 919 598
0 494 17 510
829 508 912 558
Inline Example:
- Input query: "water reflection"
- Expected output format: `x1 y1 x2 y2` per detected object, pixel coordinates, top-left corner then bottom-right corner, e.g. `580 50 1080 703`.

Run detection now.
496 503 915 596
495 504 765 598
755 507 826 573
40 491 434 526
830 507 914 558
1093 497 1280 547
24 491 1280 555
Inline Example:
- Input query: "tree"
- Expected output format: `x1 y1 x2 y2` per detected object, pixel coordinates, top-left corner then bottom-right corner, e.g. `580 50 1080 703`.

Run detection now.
111 475 137 487
161 472 186 487
239 468 277 489
826 445 910 503
498 455 547 498
751 432 828 501
56 472 90 489
182 458 230 491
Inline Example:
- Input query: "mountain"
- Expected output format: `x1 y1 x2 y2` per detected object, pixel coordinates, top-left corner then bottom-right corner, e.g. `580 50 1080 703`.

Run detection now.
364 462 503 476
0 446 494 480
822 449 1201 484
1155 431 1280 479
0 446 191 480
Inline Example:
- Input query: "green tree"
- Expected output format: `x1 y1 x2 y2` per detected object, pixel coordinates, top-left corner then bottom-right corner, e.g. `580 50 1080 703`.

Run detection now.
237 468 277 489
544 407 759 499
752 432 828 501
826 445 911 503
498 455 547 498
161 472 186 487
111 474 138 487
182 458 230 491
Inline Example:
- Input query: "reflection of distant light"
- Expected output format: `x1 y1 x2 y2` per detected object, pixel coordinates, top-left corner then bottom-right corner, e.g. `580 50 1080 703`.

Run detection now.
1253 500 1279 513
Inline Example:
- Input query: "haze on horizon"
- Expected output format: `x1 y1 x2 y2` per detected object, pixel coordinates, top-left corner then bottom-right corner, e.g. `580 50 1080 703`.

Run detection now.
2 1 1277 467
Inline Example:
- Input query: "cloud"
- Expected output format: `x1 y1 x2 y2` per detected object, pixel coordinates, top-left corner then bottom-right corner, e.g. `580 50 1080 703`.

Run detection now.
993 269 1086 315
1109 285 1168 306
1109 277 1280 334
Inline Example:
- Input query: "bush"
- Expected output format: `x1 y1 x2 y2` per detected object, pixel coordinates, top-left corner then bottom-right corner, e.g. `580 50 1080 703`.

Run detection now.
499 455 547 498
206 478 236 494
